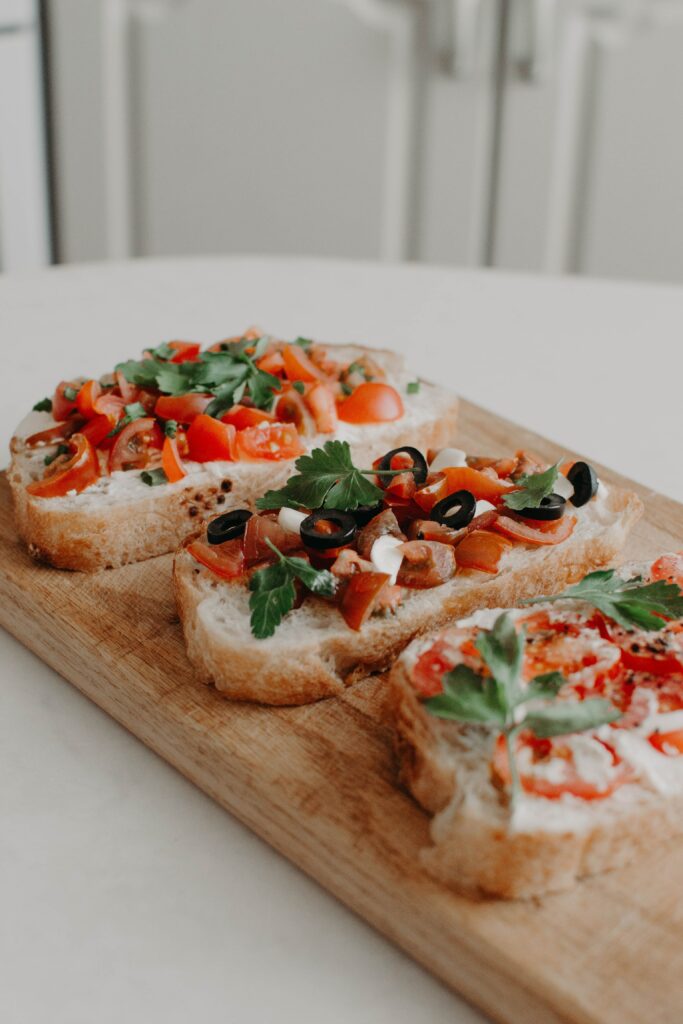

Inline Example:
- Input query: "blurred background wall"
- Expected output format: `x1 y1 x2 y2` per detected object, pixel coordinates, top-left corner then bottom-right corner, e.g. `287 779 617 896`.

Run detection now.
2 0 683 281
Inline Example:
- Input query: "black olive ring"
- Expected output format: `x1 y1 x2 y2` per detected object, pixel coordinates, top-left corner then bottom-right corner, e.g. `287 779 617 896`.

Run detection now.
353 503 384 527
567 461 599 507
207 508 252 545
430 489 477 530
376 446 428 487
519 494 566 521
300 509 357 551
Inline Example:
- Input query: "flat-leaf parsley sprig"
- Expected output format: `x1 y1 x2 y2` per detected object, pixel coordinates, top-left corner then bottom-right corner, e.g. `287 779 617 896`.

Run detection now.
503 461 561 512
525 569 683 631
256 440 420 512
249 540 337 639
424 612 620 808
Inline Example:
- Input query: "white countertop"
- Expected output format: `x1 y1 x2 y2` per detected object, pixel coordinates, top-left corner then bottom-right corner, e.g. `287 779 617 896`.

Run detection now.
1 256 682 1024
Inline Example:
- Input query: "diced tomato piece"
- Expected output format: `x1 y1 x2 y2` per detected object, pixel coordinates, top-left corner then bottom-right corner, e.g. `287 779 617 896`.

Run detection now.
493 733 631 801
235 423 304 461
109 418 163 472
52 381 81 421
168 341 201 363
26 434 100 498
304 382 338 434
256 350 286 376
161 436 187 482
649 730 683 756
116 370 139 404
155 393 212 424
221 404 276 430
385 471 416 500
80 413 116 448
340 571 391 631
187 538 245 580
242 514 302 565
650 553 683 588
337 382 404 424
412 639 456 697
76 380 102 419
274 388 316 436
25 420 84 448
281 343 324 382
492 514 577 546
416 466 514 513
187 414 237 462
454 529 512 574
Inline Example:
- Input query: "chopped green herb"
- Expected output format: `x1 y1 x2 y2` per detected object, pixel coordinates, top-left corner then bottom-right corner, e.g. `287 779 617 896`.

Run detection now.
63 385 78 402
164 419 179 438
140 468 168 487
406 380 420 395
503 461 560 511
292 381 305 395
249 539 337 638
340 382 353 396
293 336 313 349
33 397 52 413
106 401 148 438
525 569 683 631
424 612 620 808
44 444 70 466
149 341 174 360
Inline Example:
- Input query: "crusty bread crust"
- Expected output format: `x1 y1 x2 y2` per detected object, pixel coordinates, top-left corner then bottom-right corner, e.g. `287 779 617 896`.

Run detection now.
390 662 683 900
8 345 459 571
174 484 642 706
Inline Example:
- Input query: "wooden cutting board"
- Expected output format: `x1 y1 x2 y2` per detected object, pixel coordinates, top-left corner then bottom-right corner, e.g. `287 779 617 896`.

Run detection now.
1 398 682 1024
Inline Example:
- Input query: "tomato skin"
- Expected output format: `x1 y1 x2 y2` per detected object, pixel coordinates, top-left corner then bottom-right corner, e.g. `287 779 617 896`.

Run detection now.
337 382 404 424
235 423 304 462
52 381 81 421
187 414 237 462
221 404 276 430
304 382 338 434
649 730 683 756
340 571 391 630
161 436 187 482
25 419 83 448
80 413 116 448
492 514 577 547
168 341 201 363
493 733 630 801
281 343 324 382
26 434 100 498
454 529 512 574
76 379 101 418
651 553 683 588
155 393 212 424
414 467 512 512
116 370 138 404
256 350 286 376
275 388 316 436
109 418 163 472
187 538 245 580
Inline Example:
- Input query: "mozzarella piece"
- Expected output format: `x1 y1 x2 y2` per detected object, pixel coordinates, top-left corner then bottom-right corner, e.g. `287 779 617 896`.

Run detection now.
370 535 404 584
553 473 574 500
278 507 308 534
429 447 467 473
474 499 496 517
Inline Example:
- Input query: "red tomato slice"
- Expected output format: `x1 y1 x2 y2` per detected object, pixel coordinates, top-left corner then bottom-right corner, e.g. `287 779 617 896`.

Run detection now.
281 343 324 382
221 404 276 430
109 418 163 471
493 733 630 801
274 388 316 436
414 467 513 512
412 639 456 697
76 379 102 419
601 618 683 676
52 381 81 421
340 571 391 630
80 412 117 448
155 393 212 424
187 538 245 580
116 370 139 404
242 513 302 566
161 436 187 482
337 382 404 424
304 382 338 434
454 529 512 574
651 553 683 588
187 414 237 462
25 419 83 448
26 434 100 498
492 514 577 546
649 730 683 756
256 350 286 376
168 341 201 363
235 423 304 461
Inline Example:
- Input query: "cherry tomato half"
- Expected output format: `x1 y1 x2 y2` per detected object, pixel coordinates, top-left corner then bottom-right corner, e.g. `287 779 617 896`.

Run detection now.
109 418 163 472
337 382 404 424
235 423 305 461
26 434 100 498
161 436 187 482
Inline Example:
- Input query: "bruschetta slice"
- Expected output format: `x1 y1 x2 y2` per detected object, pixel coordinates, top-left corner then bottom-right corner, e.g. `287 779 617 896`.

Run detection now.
8 332 458 570
389 552 683 899
173 441 642 705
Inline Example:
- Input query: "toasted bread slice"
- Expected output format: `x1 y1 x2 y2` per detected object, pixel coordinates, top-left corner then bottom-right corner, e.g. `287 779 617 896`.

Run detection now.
8 344 458 570
173 480 642 706
389 554 683 900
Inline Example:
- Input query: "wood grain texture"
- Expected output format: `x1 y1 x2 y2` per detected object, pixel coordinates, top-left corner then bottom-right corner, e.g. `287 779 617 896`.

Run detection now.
1 399 682 1024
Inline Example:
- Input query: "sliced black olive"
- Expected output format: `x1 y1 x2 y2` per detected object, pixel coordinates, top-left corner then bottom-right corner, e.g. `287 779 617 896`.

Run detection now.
353 502 384 527
207 508 252 545
567 461 598 507
300 509 357 551
519 494 566 521
430 489 476 530
377 446 428 487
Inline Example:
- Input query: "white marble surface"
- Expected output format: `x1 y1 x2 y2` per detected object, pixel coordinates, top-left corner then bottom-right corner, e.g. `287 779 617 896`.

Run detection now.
1 256 682 1024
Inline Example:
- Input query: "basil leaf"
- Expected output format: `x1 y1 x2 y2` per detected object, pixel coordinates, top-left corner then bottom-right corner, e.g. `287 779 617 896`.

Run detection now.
524 698 621 738
425 664 506 725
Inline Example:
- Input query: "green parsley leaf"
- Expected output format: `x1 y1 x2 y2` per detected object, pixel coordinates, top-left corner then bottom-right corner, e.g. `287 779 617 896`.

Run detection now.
149 341 174 360
33 397 52 413
164 419 178 438
425 664 506 725
340 382 353 396
63 385 78 402
44 443 70 466
406 380 420 395
248 540 336 638
293 336 313 349
106 401 148 438
256 441 385 512
525 569 683 631
523 698 620 738
503 461 560 511
292 381 305 395
475 612 525 709
140 468 169 487
115 358 165 390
